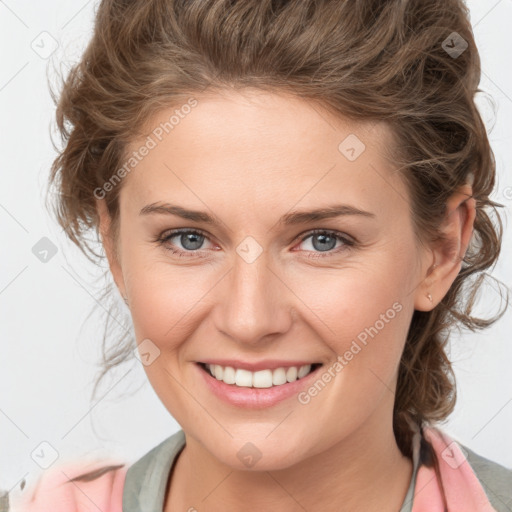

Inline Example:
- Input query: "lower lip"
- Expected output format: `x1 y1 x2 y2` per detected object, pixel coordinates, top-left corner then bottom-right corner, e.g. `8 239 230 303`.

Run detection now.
195 363 323 409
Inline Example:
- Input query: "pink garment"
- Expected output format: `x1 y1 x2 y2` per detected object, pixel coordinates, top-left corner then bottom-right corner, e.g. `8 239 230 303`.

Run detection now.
412 427 496 511
11 427 496 511
11 460 127 512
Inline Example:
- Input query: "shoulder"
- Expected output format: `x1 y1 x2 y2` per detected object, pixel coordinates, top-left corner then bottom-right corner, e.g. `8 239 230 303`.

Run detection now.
423 425 512 512
126 428 186 477
9 457 127 512
9 430 187 512
460 442 512 512
123 429 186 510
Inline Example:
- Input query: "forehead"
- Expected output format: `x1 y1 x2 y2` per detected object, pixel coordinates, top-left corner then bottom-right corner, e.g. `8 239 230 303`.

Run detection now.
120 90 408 219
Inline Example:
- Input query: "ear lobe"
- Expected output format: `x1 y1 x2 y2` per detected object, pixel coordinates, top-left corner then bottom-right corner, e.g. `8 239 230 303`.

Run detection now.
414 184 476 311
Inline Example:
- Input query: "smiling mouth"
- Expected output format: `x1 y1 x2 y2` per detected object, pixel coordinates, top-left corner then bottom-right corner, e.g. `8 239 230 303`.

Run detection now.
197 362 323 388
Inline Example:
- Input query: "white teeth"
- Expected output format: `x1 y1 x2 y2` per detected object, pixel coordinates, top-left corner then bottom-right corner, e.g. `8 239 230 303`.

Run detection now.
272 367 287 385
253 369 273 388
214 364 223 380
286 366 298 382
222 366 236 384
297 365 310 378
205 363 314 388
235 368 253 387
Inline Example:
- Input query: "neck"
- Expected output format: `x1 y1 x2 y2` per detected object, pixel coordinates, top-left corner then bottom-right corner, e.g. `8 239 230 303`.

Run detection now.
164 409 413 512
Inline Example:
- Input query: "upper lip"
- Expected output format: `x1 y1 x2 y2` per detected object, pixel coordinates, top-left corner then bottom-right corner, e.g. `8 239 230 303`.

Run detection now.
198 359 322 372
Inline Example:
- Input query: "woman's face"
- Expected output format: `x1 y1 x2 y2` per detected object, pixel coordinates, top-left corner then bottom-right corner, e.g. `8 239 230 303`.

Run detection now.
100 90 432 470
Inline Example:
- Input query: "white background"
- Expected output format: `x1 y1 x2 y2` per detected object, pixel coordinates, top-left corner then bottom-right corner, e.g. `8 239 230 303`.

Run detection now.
1 0 511 496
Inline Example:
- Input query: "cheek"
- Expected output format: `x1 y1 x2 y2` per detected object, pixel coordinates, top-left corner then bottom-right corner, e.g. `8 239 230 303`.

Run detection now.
120 230 213 342
122 253 209 415
287 255 414 372
289 265 414 433
127 266 206 344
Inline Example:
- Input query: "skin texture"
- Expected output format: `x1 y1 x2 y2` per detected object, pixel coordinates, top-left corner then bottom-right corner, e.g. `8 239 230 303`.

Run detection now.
97 89 476 512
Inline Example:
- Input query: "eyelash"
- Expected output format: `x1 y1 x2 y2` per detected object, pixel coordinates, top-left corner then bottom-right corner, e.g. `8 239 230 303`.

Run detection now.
154 228 357 260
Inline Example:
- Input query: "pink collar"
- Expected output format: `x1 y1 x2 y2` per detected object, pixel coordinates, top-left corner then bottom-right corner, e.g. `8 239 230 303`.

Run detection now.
411 426 495 511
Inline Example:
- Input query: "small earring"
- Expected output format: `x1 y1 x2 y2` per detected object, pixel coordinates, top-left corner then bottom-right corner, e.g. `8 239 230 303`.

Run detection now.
427 293 433 303
123 296 129 305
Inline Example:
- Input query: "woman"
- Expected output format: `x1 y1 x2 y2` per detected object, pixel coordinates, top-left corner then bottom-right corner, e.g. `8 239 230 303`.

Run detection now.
10 0 512 511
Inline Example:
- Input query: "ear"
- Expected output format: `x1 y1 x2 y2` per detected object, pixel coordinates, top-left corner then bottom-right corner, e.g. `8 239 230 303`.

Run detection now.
96 198 126 299
414 183 476 311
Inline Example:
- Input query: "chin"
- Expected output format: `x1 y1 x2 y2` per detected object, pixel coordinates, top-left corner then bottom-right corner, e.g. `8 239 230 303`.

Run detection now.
203 434 309 472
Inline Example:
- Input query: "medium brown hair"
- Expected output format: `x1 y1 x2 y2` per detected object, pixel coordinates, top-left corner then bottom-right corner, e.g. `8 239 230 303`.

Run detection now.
46 0 507 488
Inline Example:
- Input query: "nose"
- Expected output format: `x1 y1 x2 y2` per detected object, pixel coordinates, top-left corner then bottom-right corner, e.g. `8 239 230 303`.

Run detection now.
212 249 293 347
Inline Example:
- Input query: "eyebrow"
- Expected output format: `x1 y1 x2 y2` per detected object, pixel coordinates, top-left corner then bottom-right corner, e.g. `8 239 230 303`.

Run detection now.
139 202 376 226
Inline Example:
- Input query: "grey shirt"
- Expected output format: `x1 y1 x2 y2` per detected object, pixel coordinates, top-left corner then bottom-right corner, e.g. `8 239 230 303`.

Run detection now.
122 429 512 511
122 429 422 512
